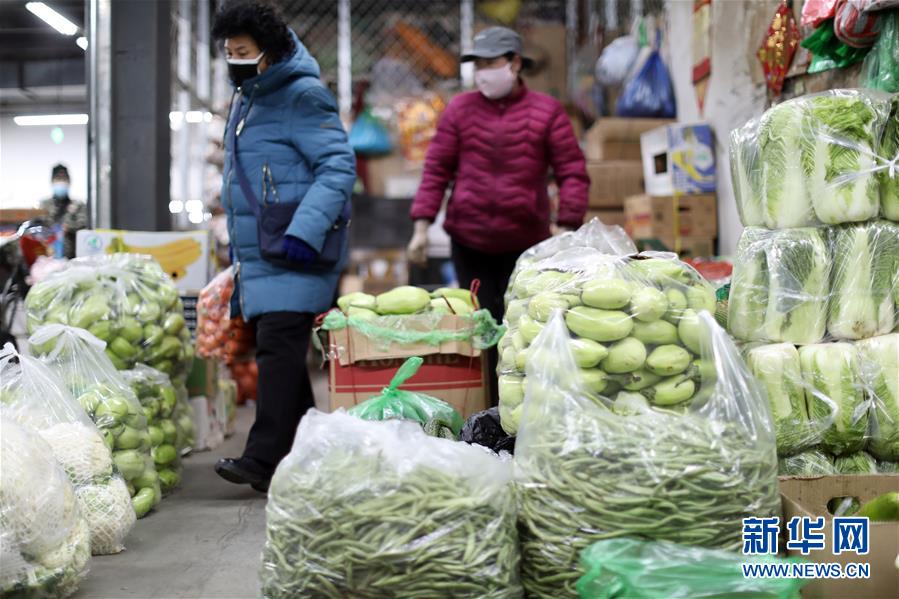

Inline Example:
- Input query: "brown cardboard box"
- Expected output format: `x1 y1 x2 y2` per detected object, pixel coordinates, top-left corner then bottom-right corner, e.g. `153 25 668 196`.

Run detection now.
366 153 423 198
624 193 718 242
780 475 899 598
588 161 644 208
584 118 675 161
521 23 568 102
327 314 487 418
584 209 627 229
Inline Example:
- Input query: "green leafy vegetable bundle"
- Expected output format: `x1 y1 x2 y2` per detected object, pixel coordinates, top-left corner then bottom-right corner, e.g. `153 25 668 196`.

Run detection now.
1 344 135 556
857 333 899 461
514 312 778 598
29 326 161 518
778 449 836 476
120 365 182 494
730 89 895 229
260 410 521 598
498 247 717 436
1 415 91 599
25 254 193 379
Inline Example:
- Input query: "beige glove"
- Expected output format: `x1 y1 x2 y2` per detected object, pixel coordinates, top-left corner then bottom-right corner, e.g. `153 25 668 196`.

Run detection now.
407 219 431 266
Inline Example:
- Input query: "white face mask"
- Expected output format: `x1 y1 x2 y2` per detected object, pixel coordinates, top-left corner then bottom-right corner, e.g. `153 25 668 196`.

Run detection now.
474 63 517 100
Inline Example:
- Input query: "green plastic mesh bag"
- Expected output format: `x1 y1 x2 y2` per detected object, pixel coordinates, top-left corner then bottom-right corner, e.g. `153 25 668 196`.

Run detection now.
347 357 464 438
577 538 809 599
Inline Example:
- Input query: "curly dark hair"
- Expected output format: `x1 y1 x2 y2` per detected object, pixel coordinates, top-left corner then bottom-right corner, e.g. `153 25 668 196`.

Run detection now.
211 0 294 64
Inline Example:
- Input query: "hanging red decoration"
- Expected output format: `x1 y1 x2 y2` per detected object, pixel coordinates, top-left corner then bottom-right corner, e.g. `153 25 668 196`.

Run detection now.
757 1 801 95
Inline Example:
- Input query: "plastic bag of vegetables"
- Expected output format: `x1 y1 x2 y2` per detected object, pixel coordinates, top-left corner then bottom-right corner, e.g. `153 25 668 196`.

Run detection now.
25 254 193 379
498 247 718 435
260 410 522 598
1 414 91 598
347 357 464 439
727 227 830 344
576 538 809 599
729 88 895 229
857 333 899 461
778 449 836 476
172 381 196 455
119 365 183 493
514 310 779 597
29 325 161 518
0 344 135 555
196 267 254 362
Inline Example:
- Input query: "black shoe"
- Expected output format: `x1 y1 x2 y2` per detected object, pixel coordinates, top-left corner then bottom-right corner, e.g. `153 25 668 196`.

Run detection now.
215 457 271 491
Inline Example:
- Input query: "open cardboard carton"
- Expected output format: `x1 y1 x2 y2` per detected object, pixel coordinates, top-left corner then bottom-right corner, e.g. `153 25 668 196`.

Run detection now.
780 475 899 598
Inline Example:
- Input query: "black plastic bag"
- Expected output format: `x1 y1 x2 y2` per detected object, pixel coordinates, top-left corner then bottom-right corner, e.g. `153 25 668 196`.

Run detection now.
460 407 515 454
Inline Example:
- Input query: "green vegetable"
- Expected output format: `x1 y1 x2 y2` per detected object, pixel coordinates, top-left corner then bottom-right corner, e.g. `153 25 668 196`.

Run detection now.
632 320 679 346
430 288 475 307
337 291 376 312
87 321 115 342
833 451 878 474
375 286 430 315
163 313 185 335
114 426 146 450
579 369 611 394
677 309 704 354
119 317 143 343
600 338 646 374
157 468 181 493
143 324 164 346
799 343 868 456
151 444 178 467
565 306 633 342
132 487 156 518
663 289 689 323
131 469 158 490
527 270 575 296
778 450 835 476
160 420 178 445
428 296 473 315
519 315 544 344
581 278 632 309
113 450 146 480
856 334 899 461
879 97 899 219
569 338 608 368
858 492 899 521
829 221 898 340
109 337 139 361
643 373 696 406
645 345 691 376
629 287 668 322
528 292 569 322
616 369 662 391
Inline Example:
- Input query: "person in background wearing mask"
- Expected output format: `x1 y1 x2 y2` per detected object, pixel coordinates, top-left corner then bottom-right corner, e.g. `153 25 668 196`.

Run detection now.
211 0 355 492
39 164 88 259
407 26 589 405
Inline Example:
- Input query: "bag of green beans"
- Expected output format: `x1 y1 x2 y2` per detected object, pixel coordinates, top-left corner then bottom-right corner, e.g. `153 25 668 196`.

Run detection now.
514 310 780 598
260 410 522 598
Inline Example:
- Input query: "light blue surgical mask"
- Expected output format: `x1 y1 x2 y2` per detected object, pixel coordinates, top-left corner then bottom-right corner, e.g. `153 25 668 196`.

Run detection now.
52 182 69 198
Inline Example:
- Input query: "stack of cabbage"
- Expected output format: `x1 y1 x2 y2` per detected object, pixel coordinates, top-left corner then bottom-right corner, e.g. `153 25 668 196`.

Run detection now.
29 326 162 518
120 366 182 494
25 254 193 380
0 345 135 556
1 415 91 598
497 249 717 435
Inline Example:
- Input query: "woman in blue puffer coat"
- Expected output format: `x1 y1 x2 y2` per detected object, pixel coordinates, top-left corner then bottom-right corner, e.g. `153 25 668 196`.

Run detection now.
212 0 355 492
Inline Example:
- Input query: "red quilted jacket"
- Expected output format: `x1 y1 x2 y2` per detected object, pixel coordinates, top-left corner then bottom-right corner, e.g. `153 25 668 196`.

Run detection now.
410 83 589 254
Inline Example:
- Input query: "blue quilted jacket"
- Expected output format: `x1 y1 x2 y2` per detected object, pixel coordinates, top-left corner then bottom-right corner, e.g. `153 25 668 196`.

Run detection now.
222 32 355 319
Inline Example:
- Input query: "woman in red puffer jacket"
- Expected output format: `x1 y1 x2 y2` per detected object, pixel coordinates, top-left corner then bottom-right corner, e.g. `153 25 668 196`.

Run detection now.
408 26 588 405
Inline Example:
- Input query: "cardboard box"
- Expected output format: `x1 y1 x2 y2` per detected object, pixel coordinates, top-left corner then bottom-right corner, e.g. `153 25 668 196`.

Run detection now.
624 193 718 241
584 209 626 229
585 118 675 161
327 314 487 418
366 153 423 199
587 161 644 208
780 475 899 599
641 123 717 196
76 229 212 293
521 23 568 102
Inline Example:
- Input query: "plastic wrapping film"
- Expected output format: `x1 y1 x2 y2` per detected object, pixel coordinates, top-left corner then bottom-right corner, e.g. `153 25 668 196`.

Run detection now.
576 538 809 599
259 410 521 598
728 221 899 343
729 89 897 229
173 381 196 456
25 254 194 379
513 311 779 597
28 325 161 518
0 414 91 598
119 365 183 494
196 267 254 362
498 248 718 436
857 333 899 461
346 357 464 438
0 344 135 556
778 449 837 476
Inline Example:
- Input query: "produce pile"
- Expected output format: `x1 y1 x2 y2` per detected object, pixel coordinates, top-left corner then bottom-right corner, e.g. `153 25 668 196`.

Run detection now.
29 326 162 518
260 410 521 598
730 89 898 229
0 415 91 599
196 267 254 363
25 254 194 379
1 345 135 556
728 89 899 477
337 285 477 318
497 248 718 435
513 310 779 597
120 366 182 494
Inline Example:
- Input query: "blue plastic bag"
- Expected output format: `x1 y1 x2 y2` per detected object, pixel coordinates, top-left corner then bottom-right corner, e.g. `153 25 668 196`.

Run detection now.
616 48 676 118
348 109 392 156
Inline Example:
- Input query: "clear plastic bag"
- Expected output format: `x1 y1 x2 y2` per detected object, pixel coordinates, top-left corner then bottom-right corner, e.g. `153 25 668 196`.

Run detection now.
0 414 91 598
173 381 196 456
729 89 896 229
857 333 899 461
577 538 809 599
28 325 161 518
498 248 717 435
347 357 464 438
778 449 837 476
25 254 193 379
260 410 522 598
0 343 135 556
514 310 779 596
595 35 639 86
196 267 246 362
119 365 183 494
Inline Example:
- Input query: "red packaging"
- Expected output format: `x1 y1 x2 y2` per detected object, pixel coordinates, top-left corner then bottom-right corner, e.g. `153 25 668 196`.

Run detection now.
757 2 801 95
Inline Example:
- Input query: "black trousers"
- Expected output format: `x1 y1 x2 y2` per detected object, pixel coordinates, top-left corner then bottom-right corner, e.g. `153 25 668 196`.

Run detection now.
451 241 522 407
243 311 315 472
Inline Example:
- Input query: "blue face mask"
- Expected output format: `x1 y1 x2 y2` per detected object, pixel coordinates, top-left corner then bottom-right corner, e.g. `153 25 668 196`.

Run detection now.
52 183 69 198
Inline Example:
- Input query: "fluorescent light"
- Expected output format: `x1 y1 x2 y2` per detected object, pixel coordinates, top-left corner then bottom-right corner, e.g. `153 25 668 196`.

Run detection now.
26 2 79 36
169 200 184 214
14 113 88 126
184 110 204 124
76 36 87 50
185 199 203 212
188 211 204 224
203 112 213 123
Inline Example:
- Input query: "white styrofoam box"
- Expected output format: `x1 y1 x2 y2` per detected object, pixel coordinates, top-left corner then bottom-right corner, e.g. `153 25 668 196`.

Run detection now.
641 122 716 197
